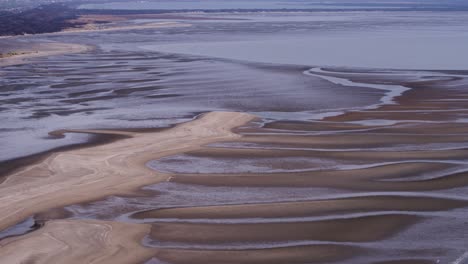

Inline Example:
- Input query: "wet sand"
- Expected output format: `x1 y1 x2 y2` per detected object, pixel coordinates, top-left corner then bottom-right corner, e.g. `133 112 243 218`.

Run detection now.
148 214 420 243
134 195 468 220
137 69 468 263
1 67 468 264
150 244 360 264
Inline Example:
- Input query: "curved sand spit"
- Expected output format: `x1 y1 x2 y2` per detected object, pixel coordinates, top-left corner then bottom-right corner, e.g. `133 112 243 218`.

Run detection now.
0 111 255 264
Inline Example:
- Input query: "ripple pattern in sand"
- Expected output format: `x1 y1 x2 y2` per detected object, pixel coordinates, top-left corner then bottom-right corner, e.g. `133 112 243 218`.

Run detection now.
58 70 468 264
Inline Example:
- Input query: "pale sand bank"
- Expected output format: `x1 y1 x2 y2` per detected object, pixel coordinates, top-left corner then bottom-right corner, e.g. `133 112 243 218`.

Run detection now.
0 219 153 264
0 111 254 230
0 112 255 263
60 21 191 34
0 42 93 67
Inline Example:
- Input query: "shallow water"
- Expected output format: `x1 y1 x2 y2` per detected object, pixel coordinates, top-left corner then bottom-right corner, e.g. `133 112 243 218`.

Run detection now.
144 33 468 69
0 217 35 240
0 51 380 161
3 11 468 161
79 0 468 11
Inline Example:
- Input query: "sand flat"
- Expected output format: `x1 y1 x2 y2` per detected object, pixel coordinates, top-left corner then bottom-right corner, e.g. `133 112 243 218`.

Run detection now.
0 111 255 255
149 214 420 243
129 71 468 263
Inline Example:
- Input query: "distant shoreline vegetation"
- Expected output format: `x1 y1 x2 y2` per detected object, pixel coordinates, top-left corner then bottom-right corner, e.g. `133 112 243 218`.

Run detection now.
0 4 81 36
2 1 468 37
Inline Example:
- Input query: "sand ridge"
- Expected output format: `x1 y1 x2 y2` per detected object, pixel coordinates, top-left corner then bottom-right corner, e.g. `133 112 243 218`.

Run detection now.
0 111 255 263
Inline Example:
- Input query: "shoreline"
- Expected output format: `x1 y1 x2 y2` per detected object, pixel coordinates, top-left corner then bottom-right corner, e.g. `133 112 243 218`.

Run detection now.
0 18 191 67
